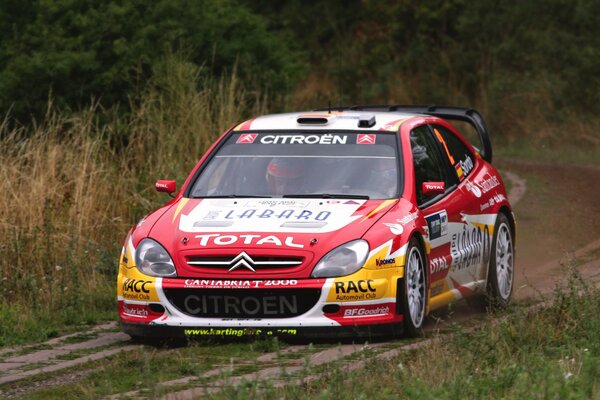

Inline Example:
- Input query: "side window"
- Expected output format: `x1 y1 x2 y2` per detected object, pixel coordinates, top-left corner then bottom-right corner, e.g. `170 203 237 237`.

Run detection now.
410 126 448 205
432 125 476 182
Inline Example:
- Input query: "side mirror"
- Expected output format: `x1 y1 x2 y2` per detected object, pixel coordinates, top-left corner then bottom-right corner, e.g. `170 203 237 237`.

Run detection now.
422 181 445 196
155 180 176 195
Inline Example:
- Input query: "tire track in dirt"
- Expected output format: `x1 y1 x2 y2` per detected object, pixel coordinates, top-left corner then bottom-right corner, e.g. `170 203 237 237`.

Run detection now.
0 324 132 386
107 345 308 400
160 342 385 400
503 170 526 205
0 322 117 358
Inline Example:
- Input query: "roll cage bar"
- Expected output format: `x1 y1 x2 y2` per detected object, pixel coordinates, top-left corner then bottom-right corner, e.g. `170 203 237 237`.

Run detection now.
315 105 493 163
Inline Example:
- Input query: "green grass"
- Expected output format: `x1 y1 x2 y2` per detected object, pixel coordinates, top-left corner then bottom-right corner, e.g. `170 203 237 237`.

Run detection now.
496 141 600 167
212 274 600 399
0 284 116 347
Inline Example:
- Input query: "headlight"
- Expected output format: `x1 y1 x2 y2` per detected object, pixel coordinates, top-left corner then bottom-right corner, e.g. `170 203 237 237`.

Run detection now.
311 240 369 278
134 238 177 277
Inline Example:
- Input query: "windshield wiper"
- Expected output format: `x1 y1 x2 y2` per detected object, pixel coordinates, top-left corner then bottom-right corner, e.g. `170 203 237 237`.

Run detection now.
282 193 370 200
193 195 272 199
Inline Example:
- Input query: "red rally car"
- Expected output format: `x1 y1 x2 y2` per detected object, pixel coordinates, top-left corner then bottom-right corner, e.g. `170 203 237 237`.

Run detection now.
117 105 516 339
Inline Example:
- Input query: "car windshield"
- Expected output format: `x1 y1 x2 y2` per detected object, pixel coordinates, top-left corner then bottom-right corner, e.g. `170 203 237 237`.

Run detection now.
188 131 402 199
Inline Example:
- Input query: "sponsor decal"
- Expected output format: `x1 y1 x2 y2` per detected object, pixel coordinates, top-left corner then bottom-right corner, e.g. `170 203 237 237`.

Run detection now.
180 199 364 234
182 294 298 316
450 223 491 272
122 278 152 300
494 193 507 202
398 212 419 225
343 305 390 317
383 210 420 235
155 181 171 190
479 193 507 211
476 175 500 194
122 278 151 293
333 280 378 301
375 257 396 267
334 280 376 294
236 133 258 144
465 181 482 198
425 210 448 240
184 328 297 337
194 234 304 248
247 199 310 208
424 182 445 192
259 135 347 145
383 222 403 235
214 208 332 221
458 155 474 176
429 256 449 274
357 134 376 144
183 279 298 289
122 303 149 317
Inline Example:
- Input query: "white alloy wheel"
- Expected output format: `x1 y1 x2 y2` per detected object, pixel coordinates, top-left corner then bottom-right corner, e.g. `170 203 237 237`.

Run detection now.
487 213 514 307
401 238 426 336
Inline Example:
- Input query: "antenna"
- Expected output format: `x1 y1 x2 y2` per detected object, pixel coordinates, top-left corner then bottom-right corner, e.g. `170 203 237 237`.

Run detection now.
328 100 331 114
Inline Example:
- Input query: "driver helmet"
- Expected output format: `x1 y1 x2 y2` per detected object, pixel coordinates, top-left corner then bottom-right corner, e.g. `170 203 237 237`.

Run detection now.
266 157 305 195
371 158 397 196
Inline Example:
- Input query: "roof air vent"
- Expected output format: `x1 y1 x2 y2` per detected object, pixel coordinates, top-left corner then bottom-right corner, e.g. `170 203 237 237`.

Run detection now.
297 114 333 125
358 114 376 128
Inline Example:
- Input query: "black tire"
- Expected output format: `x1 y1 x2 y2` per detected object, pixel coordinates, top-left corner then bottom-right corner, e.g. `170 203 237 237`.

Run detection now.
486 213 515 308
399 237 427 337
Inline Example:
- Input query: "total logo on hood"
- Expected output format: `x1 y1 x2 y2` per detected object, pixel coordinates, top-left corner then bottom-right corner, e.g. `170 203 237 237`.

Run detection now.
179 199 366 233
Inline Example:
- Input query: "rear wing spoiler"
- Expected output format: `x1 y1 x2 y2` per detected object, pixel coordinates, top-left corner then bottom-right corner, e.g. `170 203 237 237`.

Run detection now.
315 105 493 163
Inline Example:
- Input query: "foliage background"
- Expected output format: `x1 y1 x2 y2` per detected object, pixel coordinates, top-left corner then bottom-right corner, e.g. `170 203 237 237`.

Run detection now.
2 0 599 141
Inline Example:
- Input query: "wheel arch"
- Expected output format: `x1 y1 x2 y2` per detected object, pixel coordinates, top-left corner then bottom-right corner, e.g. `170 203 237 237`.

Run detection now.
396 231 429 314
498 205 516 246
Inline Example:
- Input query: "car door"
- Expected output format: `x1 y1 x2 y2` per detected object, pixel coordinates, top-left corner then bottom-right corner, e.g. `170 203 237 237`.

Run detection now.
430 124 491 288
409 125 462 309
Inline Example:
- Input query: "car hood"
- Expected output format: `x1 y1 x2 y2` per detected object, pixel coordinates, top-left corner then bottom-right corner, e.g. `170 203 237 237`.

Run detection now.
146 197 398 279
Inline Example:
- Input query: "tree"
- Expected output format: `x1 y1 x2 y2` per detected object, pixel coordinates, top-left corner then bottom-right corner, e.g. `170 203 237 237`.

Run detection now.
0 0 307 123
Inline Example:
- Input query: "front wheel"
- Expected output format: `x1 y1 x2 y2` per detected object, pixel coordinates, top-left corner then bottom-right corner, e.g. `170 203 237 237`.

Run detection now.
486 213 514 308
399 238 427 337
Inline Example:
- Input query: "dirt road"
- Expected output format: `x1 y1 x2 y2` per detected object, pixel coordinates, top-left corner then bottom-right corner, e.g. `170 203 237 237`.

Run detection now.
498 159 600 299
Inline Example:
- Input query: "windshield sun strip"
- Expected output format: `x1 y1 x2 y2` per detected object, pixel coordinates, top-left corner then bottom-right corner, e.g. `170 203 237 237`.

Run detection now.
214 155 396 159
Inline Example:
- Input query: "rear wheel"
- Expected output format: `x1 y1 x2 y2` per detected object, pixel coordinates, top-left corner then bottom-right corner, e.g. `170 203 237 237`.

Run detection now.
399 238 427 337
487 213 514 308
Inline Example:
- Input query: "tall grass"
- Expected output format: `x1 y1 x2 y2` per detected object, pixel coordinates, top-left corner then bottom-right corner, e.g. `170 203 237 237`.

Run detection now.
0 58 265 344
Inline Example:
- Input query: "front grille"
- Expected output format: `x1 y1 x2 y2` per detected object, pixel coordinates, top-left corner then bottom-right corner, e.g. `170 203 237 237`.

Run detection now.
164 288 321 318
186 255 303 270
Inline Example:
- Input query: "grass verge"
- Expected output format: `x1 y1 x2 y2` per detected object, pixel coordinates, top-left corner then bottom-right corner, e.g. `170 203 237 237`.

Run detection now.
214 270 599 399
